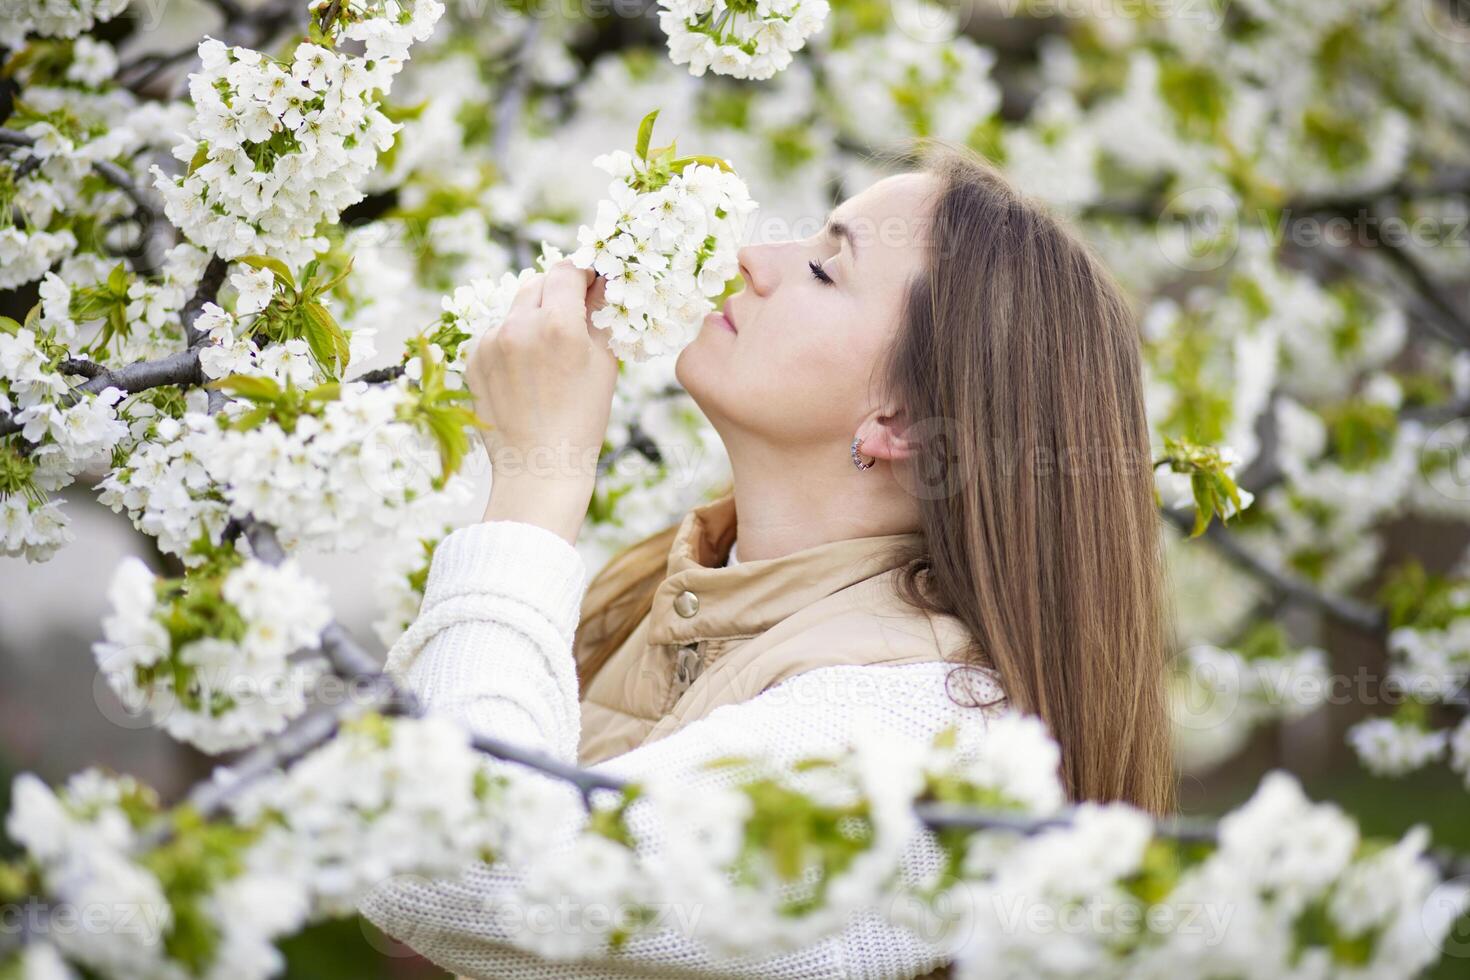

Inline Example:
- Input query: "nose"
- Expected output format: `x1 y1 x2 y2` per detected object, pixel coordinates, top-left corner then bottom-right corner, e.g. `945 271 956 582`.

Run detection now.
736 241 780 297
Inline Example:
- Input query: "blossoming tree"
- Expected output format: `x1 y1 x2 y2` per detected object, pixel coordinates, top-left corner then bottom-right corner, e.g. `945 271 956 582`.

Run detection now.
2 0 1470 977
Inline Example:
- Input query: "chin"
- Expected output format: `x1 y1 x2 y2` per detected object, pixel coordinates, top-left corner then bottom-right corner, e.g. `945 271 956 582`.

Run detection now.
674 340 724 420
673 342 701 396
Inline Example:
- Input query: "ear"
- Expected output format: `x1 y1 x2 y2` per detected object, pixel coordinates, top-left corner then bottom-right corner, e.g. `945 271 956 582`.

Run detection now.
855 409 915 462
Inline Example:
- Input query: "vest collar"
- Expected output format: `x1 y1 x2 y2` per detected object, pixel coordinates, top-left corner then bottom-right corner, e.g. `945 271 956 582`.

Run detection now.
646 493 926 646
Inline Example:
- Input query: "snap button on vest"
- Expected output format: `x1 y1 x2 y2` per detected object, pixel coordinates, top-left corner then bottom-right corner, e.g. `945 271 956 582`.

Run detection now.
673 590 700 617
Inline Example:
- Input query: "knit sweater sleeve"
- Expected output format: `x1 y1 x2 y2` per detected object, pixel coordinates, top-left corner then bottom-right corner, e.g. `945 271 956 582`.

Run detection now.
361 519 995 980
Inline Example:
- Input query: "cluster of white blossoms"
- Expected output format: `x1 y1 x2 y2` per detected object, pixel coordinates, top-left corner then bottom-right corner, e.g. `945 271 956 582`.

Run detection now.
1170 637 1331 771
1272 388 1422 527
4 770 172 978
0 82 196 293
1 286 127 560
0 169 216 559
385 709 1073 963
0 0 131 48
820 12 1001 149
920 711 1069 816
1345 571 1470 783
1385 618 1470 704
495 810 650 961
439 116 755 363
938 771 1467 979
228 714 538 917
644 728 927 955
448 707 1464 978
92 553 332 753
2 333 124 453
953 802 1160 975
657 0 829 80
153 0 444 267
0 224 78 292
7 707 1468 979
1348 717 1452 778
569 137 755 361
96 373 474 560
5 768 308 980
1183 625 1330 711
95 405 231 562
1207 379 1425 601
42 245 213 366
437 262 548 359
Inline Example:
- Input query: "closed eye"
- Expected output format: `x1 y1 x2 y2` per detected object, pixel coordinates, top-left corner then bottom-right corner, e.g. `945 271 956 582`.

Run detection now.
808 259 835 285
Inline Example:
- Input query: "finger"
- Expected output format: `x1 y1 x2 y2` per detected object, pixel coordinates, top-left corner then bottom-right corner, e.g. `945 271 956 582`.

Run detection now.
507 272 545 315
585 276 608 342
586 275 608 314
541 260 595 329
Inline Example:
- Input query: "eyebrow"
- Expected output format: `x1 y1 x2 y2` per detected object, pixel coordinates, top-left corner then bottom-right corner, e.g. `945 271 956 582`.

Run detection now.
824 213 858 264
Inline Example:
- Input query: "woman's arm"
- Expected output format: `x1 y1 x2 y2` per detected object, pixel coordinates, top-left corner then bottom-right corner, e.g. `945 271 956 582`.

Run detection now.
363 518 986 980
380 518 589 763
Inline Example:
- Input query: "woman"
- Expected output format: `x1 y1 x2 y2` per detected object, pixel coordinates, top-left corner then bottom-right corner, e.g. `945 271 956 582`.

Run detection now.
361 140 1175 978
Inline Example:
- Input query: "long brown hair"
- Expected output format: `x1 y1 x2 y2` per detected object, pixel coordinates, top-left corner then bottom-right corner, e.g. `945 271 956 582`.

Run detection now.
575 140 1176 816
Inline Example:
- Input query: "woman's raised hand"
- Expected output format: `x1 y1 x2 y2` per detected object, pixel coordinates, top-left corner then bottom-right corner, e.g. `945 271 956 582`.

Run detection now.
467 259 616 545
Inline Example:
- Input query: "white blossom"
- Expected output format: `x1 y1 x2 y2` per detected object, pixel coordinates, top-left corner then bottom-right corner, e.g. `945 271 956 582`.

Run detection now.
1348 717 1449 777
658 0 829 80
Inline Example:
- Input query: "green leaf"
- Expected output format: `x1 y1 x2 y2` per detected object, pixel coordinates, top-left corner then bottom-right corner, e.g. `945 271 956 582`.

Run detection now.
205 374 283 400
673 154 734 173
380 98 430 123
187 142 210 176
422 404 479 481
225 404 273 431
318 254 356 294
70 291 116 322
302 301 348 375
106 262 128 294
237 254 296 291
1159 436 1248 537
1190 474 1212 538
635 109 660 161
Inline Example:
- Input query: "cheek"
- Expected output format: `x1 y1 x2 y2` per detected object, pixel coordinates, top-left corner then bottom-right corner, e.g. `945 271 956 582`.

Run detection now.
747 316 876 426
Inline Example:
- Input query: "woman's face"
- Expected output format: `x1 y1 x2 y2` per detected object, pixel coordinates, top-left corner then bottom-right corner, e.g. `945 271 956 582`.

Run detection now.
676 172 939 450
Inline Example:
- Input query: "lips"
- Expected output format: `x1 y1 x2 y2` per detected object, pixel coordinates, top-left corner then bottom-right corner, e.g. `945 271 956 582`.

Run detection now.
721 299 738 334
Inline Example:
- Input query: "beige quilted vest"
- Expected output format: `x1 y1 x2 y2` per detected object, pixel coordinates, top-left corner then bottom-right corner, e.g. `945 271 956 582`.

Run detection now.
575 492 978 768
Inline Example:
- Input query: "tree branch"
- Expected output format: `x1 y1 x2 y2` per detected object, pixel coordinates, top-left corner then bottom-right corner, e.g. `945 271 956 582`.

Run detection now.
1368 203 1470 346
348 364 406 384
1310 241 1470 350
0 348 205 438
0 257 227 438
0 129 156 237
1162 508 1385 634
184 255 231 346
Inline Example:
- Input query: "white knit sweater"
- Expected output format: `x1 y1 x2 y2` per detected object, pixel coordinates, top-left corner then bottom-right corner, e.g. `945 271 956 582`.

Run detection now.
359 519 1008 980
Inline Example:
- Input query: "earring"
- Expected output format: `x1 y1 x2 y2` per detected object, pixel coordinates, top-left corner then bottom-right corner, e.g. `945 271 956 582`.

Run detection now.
851 436 875 471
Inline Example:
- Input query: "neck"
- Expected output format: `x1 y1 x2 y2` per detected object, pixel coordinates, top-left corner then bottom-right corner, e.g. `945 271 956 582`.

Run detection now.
723 438 920 561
